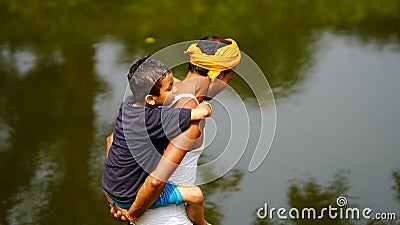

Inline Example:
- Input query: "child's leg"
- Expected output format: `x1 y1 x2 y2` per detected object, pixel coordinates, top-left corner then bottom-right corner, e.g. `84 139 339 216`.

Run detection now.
177 185 210 225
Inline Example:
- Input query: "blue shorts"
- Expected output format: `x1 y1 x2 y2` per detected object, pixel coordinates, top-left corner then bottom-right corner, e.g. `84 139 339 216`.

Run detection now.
149 181 184 209
110 181 184 210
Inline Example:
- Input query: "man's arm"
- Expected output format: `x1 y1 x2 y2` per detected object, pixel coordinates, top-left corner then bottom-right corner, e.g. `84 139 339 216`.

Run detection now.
126 98 202 220
126 122 201 219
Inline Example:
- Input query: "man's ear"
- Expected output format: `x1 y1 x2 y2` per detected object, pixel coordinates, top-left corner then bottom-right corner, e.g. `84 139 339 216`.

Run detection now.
145 95 156 106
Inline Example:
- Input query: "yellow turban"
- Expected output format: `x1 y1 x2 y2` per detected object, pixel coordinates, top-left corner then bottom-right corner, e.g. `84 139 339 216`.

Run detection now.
184 38 241 79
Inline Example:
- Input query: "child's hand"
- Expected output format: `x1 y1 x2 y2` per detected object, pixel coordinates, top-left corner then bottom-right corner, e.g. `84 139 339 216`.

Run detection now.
198 102 212 117
190 102 212 121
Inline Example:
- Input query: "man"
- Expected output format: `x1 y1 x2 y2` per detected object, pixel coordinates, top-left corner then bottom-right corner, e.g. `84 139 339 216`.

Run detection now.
109 36 241 224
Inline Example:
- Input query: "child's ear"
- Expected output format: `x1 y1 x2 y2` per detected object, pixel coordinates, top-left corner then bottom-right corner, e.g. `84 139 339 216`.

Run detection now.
145 95 156 106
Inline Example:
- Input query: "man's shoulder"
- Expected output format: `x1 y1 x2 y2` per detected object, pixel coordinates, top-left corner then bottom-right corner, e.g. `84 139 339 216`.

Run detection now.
173 96 199 109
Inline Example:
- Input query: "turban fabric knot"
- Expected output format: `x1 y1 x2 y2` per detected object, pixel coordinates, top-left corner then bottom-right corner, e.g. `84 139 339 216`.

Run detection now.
184 38 241 79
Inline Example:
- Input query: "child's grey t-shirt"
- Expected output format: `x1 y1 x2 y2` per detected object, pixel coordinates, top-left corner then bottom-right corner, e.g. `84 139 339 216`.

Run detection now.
102 95 191 204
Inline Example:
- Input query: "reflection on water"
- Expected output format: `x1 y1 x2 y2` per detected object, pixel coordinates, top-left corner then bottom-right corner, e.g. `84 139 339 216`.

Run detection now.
253 171 399 225
394 171 400 204
252 171 354 225
1 0 400 224
2 0 400 100
1 46 37 77
7 151 62 225
0 34 103 224
201 169 244 224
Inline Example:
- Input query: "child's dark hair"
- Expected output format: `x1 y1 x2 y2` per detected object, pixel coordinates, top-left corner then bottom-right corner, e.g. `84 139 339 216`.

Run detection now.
127 55 171 103
188 36 233 77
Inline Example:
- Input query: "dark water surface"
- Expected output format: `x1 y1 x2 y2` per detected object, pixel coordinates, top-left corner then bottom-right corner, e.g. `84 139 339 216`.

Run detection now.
1 1 400 224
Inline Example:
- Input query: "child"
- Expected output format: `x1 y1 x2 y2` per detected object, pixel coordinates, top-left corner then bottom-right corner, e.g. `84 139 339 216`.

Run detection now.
102 55 211 225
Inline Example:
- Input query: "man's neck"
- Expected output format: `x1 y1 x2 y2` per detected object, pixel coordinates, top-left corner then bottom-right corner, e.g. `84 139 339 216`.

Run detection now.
183 71 201 80
180 71 210 102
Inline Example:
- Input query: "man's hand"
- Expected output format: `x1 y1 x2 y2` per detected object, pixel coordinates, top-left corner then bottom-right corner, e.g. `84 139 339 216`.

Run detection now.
110 206 128 222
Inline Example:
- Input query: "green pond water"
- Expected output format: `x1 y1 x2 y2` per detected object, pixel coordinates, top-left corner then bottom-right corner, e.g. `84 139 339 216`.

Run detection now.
1 1 400 224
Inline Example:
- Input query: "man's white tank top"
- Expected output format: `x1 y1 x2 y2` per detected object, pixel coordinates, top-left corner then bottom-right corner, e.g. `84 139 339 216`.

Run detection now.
136 94 204 225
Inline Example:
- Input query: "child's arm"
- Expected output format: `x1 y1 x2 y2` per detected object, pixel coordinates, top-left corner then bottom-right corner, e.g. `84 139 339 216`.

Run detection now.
190 102 212 121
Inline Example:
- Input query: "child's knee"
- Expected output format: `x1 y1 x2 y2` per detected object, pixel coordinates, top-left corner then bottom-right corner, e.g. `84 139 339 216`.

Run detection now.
187 186 203 205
